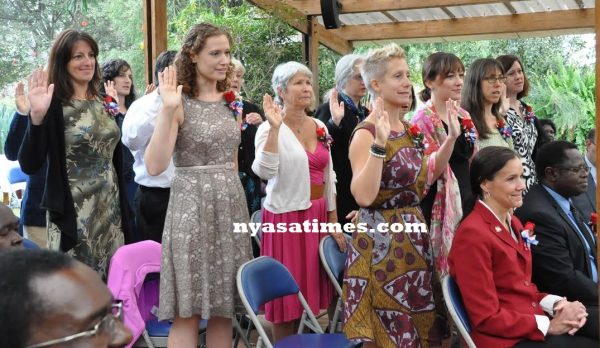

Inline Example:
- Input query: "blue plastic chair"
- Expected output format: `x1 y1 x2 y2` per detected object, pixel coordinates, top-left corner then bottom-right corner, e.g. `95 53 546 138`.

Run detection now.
23 239 39 250
442 275 476 348
236 256 358 348
7 166 27 185
318 234 351 333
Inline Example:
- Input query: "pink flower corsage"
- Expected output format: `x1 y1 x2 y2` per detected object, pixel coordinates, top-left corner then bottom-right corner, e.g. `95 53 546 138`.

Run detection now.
103 96 120 117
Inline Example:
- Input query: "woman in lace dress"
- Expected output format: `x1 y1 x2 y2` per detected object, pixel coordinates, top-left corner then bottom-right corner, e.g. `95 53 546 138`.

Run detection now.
497 55 549 194
145 23 251 348
18 29 132 277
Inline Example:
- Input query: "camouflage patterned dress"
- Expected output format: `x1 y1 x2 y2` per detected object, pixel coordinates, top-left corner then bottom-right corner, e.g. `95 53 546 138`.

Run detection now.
47 99 124 277
342 121 447 348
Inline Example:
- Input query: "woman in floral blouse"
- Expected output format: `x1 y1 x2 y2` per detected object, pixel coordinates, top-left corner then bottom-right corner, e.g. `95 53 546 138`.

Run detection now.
411 52 478 275
497 55 549 194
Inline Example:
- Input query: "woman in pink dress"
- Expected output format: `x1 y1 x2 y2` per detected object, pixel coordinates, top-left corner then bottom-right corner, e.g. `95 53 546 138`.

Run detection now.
252 61 347 342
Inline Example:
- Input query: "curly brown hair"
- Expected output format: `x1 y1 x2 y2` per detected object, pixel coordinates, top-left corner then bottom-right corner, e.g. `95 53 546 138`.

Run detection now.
175 23 234 97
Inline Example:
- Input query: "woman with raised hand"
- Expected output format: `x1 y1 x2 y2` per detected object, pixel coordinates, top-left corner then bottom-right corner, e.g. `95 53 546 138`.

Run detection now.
101 59 138 213
144 23 251 348
17 29 132 276
342 43 460 348
315 53 368 226
411 52 478 274
449 146 598 348
461 58 513 150
497 54 548 194
252 61 346 342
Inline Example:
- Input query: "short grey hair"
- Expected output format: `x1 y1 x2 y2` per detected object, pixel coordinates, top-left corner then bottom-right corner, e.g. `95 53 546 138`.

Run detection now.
362 43 407 99
335 54 365 92
271 61 313 105
231 58 245 75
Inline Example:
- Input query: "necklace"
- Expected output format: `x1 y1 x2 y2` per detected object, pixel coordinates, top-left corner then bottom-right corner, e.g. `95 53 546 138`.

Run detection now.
284 116 306 134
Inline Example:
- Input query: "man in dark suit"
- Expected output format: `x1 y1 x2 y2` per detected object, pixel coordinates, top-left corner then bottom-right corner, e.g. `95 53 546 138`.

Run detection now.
516 141 597 308
572 128 596 221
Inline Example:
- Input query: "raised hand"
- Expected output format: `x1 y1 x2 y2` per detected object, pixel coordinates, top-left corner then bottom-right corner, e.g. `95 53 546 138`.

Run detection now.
329 89 345 126
499 83 510 116
103 80 119 101
262 94 283 129
446 99 461 140
144 83 156 95
15 82 30 115
158 66 183 111
27 69 54 125
372 97 390 146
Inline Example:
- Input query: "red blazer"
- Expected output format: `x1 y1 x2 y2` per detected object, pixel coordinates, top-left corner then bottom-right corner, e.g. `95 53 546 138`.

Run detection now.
448 201 549 348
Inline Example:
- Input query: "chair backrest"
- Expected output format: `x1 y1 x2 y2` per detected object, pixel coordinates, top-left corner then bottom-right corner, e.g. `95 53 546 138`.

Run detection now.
319 235 350 296
107 241 162 348
237 256 299 314
442 275 476 348
7 166 27 185
23 239 39 249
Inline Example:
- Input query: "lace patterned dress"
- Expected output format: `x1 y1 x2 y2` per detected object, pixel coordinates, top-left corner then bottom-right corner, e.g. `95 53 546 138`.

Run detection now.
342 121 447 348
505 103 538 193
158 97 252 320
47 99 123 277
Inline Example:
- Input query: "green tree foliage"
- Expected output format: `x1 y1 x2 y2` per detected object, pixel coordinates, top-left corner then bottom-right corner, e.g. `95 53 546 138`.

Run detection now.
528 60 595 147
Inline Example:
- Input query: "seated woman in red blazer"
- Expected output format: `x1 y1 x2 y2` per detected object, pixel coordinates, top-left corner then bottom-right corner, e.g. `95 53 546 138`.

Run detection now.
448 146 598 348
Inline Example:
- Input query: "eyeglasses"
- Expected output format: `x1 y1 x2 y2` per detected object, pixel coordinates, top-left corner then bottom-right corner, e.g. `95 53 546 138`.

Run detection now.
556 164 591 174
483 76 507 84
27 301 123 348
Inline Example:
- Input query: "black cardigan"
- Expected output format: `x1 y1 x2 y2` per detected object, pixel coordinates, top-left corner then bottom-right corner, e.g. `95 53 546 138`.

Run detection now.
18 96 134 251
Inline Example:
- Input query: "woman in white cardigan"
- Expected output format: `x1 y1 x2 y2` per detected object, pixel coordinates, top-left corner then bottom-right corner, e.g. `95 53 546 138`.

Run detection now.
252 61 347 342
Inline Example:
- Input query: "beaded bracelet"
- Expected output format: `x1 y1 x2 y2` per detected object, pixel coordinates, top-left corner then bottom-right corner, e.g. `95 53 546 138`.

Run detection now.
369 149 386 159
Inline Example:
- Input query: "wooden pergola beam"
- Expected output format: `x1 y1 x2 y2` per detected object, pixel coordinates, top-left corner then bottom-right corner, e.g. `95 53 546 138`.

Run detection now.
142 0 167 86
288 0 529 15
338 8 594 41
247 0 352 54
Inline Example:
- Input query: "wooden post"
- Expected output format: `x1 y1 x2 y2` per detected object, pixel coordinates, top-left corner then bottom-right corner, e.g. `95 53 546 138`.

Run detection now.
307 16 320 105
143 0 167 86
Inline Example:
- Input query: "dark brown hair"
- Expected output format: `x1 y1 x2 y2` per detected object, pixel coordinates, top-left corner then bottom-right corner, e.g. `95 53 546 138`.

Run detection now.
496 54 529 99
420 52 464 102
470 146 520 198
47 29 101 103
176 23 234 97
461 58 505 139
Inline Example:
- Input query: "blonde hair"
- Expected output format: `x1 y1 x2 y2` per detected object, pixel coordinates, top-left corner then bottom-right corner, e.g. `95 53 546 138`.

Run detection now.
231 58 246 76
361 43 407 99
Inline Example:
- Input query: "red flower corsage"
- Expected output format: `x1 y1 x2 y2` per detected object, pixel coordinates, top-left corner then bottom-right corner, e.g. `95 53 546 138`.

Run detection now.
521 222 539 251
103 96 120 117
460 117 477 144
316 126 333 149
589 212 597 233
496 118 513 142
223 91 244 127
408 124 427 151
523 105 535 123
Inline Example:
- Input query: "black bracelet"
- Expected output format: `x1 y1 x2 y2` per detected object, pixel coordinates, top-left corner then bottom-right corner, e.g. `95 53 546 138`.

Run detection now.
370 143 386 156
328 118 342 129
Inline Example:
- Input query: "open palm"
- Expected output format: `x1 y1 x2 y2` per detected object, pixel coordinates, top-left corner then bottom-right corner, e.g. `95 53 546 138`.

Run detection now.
262 94 283 129
27 69 54 125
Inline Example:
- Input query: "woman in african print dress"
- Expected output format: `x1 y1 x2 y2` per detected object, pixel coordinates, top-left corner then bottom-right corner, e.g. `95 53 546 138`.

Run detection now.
342 44 461 347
